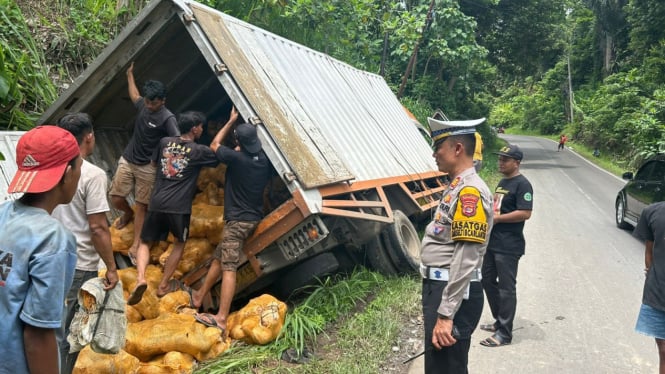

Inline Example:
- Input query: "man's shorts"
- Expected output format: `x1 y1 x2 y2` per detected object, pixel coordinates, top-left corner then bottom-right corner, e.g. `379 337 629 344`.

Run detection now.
635 303 665 340
140 211 191 243
109 156 156 205
214 221 259 272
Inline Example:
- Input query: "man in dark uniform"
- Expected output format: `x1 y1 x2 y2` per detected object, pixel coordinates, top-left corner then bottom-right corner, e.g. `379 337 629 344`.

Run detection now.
420 117 493 373
480 144 533 347
109 61 180 261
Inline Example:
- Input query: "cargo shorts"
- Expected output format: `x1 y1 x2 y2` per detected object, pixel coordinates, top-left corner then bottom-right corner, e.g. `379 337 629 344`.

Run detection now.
109 156 156 205
214 221 258 272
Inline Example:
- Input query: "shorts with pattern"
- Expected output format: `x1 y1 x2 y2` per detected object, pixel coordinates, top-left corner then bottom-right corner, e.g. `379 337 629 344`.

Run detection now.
141 211 191 243
214 220 258 272
109 156 156 205
635 303 665 340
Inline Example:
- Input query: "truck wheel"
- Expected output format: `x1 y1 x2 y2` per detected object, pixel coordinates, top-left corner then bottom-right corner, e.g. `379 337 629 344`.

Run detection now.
381 210 420 274
365 237 399 275
273 252 339 300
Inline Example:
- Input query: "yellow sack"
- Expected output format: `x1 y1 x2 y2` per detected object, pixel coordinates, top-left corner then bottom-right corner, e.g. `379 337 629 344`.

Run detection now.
120 266 163 320
192 182 225 206
137 351 196 374
109 219 135 255
73 346 140 373
227 294 287 345
159 238 214 278
158 290 191 315
124 313 223 362
189 204 225 245
196 163 226 191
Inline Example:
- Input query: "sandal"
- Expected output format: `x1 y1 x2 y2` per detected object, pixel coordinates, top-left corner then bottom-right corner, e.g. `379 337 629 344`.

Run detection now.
479 335 511 347
127 283 147 305
195 313 226 336
479 323 497 332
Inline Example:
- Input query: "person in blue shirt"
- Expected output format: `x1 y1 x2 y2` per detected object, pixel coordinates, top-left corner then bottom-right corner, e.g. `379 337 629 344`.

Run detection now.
0 125 82 374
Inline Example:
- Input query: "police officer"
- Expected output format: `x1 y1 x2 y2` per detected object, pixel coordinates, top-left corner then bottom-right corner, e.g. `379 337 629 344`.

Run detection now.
420 117 493 373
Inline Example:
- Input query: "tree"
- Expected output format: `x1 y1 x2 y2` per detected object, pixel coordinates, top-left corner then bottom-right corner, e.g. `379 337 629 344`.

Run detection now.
584 0 629 76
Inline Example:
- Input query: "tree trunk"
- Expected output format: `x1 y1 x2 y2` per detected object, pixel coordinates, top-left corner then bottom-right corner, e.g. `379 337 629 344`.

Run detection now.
603 33 613 77
397 0 436 98
380 32 389 77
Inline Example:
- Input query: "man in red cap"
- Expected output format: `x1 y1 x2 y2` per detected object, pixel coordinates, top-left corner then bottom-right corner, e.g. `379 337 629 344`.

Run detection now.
0 125 82 374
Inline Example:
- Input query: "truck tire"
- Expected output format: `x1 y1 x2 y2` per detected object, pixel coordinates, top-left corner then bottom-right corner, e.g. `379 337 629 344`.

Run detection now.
365 236 399 276
273 252 339 300
381 210 420 274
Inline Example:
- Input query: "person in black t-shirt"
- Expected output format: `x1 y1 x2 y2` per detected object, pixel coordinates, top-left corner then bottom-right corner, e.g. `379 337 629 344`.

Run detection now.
633 202 665 372
191 107 272 336
479 144 533 347
109 62 180 263
127 111 218 304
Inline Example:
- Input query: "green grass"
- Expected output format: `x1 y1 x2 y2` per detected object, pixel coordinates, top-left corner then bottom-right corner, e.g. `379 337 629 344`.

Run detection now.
195 269 389 373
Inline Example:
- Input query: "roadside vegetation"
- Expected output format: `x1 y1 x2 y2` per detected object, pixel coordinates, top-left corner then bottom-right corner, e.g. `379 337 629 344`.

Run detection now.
5 0 663 170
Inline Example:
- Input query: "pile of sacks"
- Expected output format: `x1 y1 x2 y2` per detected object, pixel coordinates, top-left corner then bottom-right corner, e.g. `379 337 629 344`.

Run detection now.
72 267 287 373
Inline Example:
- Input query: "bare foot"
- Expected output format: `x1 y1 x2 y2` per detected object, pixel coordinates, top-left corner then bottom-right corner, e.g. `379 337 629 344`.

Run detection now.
115 213 134 229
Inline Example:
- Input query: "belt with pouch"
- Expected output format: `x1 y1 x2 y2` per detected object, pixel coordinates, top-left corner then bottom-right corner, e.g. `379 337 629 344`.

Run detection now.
420 264 482 282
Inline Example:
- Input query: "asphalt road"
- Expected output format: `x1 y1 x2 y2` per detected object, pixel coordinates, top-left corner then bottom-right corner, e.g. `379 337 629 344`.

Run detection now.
409 135 655 373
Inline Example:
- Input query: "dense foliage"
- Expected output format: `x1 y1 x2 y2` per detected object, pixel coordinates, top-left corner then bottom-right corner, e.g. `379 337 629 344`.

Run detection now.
3 0 664 164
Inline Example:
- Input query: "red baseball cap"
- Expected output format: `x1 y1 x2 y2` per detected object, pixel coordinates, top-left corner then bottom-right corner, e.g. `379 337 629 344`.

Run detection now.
8 125 81 194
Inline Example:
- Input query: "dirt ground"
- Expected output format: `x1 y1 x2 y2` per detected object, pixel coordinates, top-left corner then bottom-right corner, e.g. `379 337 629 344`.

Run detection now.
377 313 425 372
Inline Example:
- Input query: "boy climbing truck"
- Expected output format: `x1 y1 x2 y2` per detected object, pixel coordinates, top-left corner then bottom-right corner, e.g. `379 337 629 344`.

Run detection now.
38 0 450 305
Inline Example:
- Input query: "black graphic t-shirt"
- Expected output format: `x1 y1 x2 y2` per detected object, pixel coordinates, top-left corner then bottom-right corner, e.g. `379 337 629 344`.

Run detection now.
148 137 218 214
487 174 533 255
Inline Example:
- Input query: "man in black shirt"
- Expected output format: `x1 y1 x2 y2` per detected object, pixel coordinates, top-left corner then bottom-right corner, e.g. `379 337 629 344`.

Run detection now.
480 144 533 347
127 111 218 304
633 202 665 373
109 62 180 261
192 107 271 336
